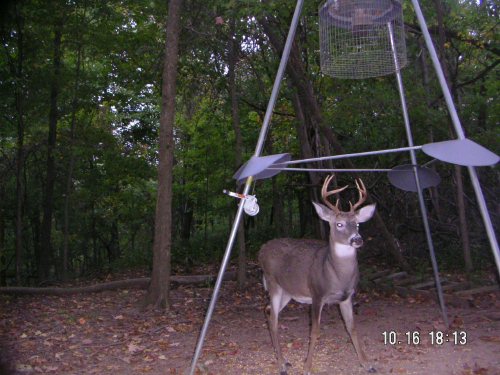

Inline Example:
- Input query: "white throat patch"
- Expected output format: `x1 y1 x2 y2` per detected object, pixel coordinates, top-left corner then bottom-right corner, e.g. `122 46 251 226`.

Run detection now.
334 243 356 258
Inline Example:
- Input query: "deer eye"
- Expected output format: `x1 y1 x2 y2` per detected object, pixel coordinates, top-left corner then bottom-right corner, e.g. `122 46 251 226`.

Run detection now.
336 223 344 228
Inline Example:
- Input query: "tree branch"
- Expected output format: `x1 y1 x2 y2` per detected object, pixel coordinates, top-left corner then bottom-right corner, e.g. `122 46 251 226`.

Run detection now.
456 59 500 89
0 272 237 295
240 97 295 118
406 22 500 56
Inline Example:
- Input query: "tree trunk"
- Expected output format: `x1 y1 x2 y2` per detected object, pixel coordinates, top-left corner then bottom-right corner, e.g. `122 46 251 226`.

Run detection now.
108 221 121 263
0 184 5 286
228 17 247 289
14 9 25 285
418 38 443 222
62 35 83 281
143 0 183 310
454 165 472 271
180 200 193 240
271 178 286 236
289 86 325 239
39 17 63 282
433 0 472 273
15 133 24 285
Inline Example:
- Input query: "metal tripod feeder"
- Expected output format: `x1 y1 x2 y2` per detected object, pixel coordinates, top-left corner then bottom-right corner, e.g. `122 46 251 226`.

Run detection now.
319 0 407 78
189 0 500 372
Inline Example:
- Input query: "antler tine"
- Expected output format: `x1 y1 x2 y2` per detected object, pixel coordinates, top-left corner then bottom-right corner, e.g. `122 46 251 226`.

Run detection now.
349 178 368 212
321 174 348 213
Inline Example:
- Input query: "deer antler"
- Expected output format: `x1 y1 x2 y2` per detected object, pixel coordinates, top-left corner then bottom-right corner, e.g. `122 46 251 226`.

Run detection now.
321 174 348 214
349 178 368 212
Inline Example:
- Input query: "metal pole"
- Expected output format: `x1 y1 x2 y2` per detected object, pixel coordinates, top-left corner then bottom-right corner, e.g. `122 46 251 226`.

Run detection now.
388 22 449 326
189 1 305 373
410 0 499 276
268 168 393 173
275 145 423 166
254 0 305 157
188 178 252 375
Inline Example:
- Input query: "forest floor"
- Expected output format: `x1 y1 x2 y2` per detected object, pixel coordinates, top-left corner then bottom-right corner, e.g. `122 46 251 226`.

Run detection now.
1 267 499 375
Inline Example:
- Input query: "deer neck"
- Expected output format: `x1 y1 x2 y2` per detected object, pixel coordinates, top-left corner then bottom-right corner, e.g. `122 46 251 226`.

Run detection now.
326 238 359 282
331 242 356 258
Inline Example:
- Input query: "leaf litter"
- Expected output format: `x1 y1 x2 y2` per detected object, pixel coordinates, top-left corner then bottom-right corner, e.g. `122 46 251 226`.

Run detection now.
1 273 499 375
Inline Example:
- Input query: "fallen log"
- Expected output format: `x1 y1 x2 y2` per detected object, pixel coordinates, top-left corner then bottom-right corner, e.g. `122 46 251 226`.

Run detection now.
0 271 236 296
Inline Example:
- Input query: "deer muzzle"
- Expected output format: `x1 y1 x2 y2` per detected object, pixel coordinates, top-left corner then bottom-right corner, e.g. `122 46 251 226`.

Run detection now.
350 235 364 248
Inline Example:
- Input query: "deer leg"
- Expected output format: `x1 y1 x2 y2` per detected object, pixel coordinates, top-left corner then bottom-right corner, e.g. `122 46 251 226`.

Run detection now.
339 297 376 373
303 300 323 375
267 284 292 375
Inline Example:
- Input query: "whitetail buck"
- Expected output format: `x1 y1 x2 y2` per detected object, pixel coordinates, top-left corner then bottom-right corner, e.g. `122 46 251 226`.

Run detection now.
259 175 376 375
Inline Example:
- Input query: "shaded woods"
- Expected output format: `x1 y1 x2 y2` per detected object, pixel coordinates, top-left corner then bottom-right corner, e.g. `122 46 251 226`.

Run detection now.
0 0 498 296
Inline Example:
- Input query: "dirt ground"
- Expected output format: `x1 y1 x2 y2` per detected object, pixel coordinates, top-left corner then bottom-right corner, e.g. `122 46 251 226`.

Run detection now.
1 272 499 375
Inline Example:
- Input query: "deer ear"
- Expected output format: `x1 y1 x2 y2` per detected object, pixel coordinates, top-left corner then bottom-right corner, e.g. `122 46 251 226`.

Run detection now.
356 203 376 223
312 202 333 222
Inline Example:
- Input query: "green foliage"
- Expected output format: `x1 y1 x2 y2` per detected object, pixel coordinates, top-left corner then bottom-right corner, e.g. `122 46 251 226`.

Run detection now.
0 0 498 284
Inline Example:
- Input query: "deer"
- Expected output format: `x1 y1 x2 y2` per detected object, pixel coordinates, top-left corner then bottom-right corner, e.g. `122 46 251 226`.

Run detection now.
258 175 377 375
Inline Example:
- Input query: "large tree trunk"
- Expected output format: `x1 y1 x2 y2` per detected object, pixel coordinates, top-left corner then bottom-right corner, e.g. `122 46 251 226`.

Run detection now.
13 7 25 285
39 17 63 282
228 17 247 289
143 0 183 310
289 86 325 239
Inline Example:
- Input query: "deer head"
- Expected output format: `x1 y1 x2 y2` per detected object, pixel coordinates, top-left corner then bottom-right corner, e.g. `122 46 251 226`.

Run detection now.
313 174 376 249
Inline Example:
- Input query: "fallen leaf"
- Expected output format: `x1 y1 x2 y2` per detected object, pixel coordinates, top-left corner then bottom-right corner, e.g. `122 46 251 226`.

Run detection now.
432 320 447 331
173 323 193 333
121 356 131 364
451 316 464 329
390 367 408 374
15 364 33 373
127 342 144 354
479 336 500 343
473 368 489 375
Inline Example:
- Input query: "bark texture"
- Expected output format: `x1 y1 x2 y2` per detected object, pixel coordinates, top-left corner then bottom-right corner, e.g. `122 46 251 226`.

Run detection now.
143 0 183 310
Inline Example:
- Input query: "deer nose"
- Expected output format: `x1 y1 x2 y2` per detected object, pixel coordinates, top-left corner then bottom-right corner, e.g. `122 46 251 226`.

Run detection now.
350 235 363 248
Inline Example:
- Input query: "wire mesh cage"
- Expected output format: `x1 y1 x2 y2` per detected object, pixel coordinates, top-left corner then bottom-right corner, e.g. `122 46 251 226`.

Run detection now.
319 0 407 79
